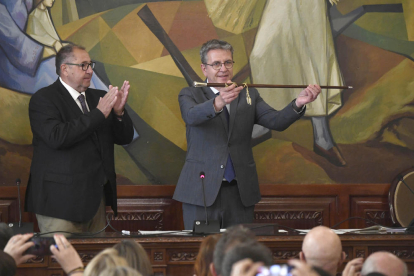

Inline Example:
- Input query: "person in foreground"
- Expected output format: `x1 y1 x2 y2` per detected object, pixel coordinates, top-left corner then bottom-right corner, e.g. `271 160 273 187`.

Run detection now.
173 39 321 229
300 226 347 275
25 44 134 234
361 251 407 276
194 234 220 276
113 240 153 276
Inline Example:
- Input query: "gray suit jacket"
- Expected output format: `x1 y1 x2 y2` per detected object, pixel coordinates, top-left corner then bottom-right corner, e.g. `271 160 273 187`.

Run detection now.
173 85 305 207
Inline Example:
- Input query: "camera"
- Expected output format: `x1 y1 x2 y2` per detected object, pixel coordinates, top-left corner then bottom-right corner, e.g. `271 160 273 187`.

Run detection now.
256 264 293 276
25 237 56 256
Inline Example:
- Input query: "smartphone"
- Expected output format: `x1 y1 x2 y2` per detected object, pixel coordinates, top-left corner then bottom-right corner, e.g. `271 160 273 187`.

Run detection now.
24 237 56 256
256 264 293 276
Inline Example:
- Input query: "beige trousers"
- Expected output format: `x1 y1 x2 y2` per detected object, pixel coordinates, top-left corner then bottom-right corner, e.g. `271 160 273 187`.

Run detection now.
36 197 107 236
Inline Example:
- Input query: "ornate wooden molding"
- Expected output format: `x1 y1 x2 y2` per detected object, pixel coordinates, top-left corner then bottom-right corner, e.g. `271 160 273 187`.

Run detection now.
255 211 323 225
356 249 366 258
170 252 197 262
154 252 164 261
107 211 164 230
108 212 163 221
365 211 391 224
79 253 97 263
25 256 45 263
272 250 300 260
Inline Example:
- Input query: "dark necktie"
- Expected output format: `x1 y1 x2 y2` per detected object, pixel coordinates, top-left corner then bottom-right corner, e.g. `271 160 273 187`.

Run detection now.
222 104 236 182
78 94 89 114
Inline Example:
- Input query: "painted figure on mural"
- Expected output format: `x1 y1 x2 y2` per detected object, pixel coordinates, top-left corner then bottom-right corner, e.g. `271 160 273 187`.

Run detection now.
26 0 69 58
250 0 346 167
0 0 106 94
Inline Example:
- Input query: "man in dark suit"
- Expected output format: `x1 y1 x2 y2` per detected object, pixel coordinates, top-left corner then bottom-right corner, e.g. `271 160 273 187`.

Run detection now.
173 39 321 229
25 44 134 233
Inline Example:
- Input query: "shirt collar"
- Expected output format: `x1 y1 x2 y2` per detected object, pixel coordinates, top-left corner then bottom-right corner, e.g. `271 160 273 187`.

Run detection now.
59 77 86 102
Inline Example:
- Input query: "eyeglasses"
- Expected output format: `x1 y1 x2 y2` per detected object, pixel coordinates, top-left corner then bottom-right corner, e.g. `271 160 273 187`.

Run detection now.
204 60 235 70
65 61 96 71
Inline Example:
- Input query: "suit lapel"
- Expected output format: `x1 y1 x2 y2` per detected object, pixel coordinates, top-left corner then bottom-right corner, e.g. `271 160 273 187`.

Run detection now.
85 88 99 109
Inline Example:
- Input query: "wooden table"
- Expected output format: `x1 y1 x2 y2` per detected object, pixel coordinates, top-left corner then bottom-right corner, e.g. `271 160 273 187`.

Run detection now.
16 231 414 276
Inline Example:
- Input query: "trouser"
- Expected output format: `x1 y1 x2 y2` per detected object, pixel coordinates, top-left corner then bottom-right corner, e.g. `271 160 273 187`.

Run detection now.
182 180 255 230
36 196 106 236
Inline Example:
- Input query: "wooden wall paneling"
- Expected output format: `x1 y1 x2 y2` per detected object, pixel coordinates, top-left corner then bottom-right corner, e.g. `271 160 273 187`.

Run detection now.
106 198 183 231
0 184 392 231
350 196 394 228
254 196 337 229
13 234 414 276
166 242 199 276
0 199 15 223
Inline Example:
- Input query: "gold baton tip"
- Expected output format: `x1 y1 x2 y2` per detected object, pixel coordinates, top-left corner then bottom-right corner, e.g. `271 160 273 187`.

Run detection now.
193 81 207 87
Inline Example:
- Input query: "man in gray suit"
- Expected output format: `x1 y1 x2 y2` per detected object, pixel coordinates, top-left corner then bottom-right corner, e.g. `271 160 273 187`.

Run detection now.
173 39 321 229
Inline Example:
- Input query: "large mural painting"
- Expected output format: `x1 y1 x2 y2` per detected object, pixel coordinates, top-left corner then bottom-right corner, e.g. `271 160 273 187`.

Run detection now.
1 0 414 186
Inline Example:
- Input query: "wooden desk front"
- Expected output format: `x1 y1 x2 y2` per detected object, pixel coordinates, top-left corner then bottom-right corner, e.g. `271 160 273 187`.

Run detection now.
15 232 414 276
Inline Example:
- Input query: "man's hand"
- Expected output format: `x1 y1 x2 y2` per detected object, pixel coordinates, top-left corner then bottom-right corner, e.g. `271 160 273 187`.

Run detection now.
50 234 83 274
342 258 364 276
4 233 36 265
97 85 118 118
230 259 263 276
112 80 130 116
214 81 243 111
329 0 340 5
295 84 321 108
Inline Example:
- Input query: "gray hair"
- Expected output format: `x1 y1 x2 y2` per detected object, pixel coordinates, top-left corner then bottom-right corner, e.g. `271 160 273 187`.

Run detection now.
200 39 234 64
55 44 86 76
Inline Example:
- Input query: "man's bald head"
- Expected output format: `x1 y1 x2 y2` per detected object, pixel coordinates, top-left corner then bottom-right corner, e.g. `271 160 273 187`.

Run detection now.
300 226 345 275
361 252 407 276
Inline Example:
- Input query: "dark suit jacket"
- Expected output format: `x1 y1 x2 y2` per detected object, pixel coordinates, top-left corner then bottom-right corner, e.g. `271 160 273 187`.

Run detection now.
173 86 304 207
25 79 134 222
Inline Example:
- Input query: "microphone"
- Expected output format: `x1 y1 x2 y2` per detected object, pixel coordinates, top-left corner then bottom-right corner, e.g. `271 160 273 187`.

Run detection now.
9 178 34 234
200 172 208 225
16 178 22 228
398 175 414 233
193 171 220 234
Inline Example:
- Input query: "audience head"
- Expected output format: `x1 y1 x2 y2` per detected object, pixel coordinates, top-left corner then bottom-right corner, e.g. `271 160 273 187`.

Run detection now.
300 226 345 275
0 251 17 276
361 251 407 276
100 266 143 276
212 225 257 276
113 240 153 276
221 241 273 276
0 222 13 250
194 234 220 276
84 248 128 276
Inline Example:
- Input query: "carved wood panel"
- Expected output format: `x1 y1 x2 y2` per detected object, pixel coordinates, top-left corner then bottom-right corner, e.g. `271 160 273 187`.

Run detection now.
254 197 337 229
350 197 394 228
0 200 15 223
106 198 183 231
0 184 392 231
